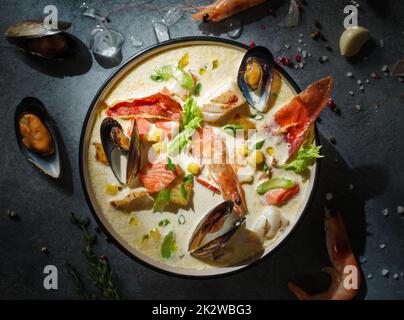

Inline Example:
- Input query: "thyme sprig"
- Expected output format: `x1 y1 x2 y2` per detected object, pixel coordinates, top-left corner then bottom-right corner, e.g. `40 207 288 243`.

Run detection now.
68 212 121 300
64 262 96 300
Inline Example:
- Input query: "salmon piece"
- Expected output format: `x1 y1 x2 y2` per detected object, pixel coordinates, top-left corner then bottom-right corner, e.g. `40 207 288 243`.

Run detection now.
266 183 300 206
139 159 180 193
274 77 332 158
106 93 182 121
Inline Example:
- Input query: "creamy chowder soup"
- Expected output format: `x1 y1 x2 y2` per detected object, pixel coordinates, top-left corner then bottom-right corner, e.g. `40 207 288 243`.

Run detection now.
86 43 320 271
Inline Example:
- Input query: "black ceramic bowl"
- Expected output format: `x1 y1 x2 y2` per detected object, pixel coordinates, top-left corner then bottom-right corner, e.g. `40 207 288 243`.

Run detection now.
79 37 320 278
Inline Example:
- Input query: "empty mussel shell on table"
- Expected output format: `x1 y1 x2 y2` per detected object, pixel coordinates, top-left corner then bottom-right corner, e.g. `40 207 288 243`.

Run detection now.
237 46 275 113
100 117 141 186
5 19 75 59
14 97 61 179
189 201 246 258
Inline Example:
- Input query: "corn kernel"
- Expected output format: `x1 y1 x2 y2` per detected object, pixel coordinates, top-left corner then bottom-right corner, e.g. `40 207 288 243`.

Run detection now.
150 228 161 241
148 128 165 142
199 68 207 75
187 162 200 175
129 217 138 226
266 147 274 156
106 183 119 196
248 150 264 166
237 143 249 157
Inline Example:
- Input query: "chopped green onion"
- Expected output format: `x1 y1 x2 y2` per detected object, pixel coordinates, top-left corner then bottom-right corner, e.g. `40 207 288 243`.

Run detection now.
256 178 295 195
178 214 186 225
212 60 219 69
161 231 176 258
263 163 271 176
250 113 264 120
158 219 170 227
224 124 244 135
167 157 175 172
193 83 202 96
251 139 265 150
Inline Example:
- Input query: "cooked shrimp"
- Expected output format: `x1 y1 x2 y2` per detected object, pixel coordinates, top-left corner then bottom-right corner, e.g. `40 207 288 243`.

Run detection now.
192 0 267 22
195 128 247 216
288 207 361 300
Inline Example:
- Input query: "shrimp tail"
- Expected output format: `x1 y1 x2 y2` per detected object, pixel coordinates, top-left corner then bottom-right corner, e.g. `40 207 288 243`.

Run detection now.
288 207 361 300
287 281 311 300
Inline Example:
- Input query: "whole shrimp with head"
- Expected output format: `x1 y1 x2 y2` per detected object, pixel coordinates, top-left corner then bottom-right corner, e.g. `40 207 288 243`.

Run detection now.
288 207 361 300
188 128 248 258
192 0 268 23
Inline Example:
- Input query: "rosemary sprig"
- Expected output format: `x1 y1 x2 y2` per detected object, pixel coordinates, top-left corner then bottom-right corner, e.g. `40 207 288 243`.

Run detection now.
64 262 96 300
69 212 121 300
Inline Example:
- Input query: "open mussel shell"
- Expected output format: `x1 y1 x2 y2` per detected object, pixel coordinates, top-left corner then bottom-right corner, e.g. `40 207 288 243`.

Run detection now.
5 19 75 59
14 97 61 179
189 201 246 258
237 46 275 113
100 117 141 186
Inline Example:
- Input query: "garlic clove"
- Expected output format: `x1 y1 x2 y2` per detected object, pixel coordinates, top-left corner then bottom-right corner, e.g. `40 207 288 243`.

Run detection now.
339 26 370 57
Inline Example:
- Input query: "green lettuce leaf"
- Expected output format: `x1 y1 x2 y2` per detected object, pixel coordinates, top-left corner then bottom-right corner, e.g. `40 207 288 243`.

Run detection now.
182 97 202 129
284 144 323 173
168 97 202 155
150 65 194 92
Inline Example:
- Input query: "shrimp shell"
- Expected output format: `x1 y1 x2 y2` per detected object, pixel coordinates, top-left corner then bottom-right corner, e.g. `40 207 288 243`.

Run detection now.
288 208 361 300
192 0 267 23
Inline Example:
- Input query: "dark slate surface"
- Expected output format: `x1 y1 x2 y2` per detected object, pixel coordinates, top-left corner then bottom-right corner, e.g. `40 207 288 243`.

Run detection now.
0 0 403 300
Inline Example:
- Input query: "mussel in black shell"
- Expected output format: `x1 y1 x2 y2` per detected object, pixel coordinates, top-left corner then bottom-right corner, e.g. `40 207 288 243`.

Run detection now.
188 201 246 258
100 117 141 186
238 46 275 113
5 19 75 59
15 97 61 179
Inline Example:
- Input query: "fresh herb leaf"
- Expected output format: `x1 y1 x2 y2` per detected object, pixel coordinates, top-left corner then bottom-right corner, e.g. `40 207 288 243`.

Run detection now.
180 174 194 198
252 139 265 150
263 162 271 176
161 231 176 258
284 144 323 173
180 183 187 198
153 189 171 213
178 214 186 225
183 174 194 184
193 83 202 96
256 178 295 195
167 157 176 172
65 262 96 300
224 124 244 135
69 212 121 300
